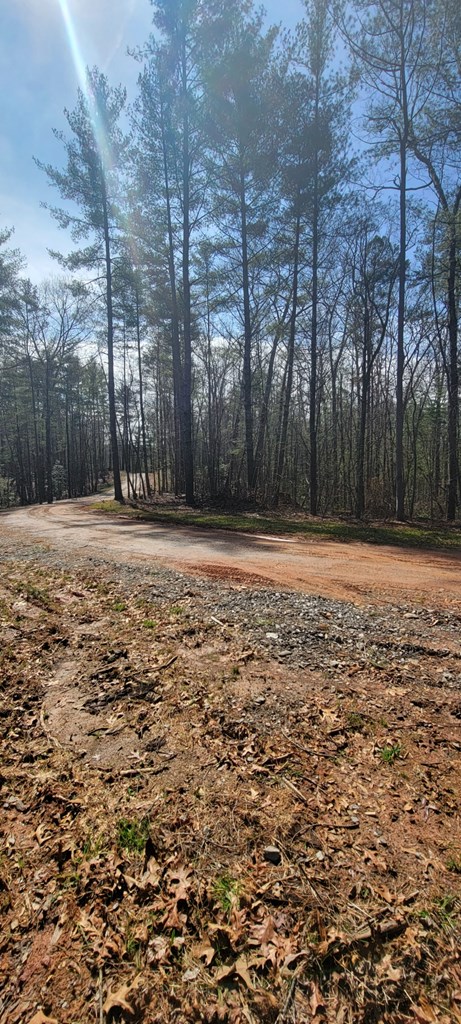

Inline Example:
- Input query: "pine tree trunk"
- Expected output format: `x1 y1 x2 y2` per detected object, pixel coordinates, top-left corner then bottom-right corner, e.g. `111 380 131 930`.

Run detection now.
160 87 183 496
310 165 319 516
274 211 301 505
240 167 255 493
446 202 460 520
395 132 406 520
101 182 123 504
181 38 194 506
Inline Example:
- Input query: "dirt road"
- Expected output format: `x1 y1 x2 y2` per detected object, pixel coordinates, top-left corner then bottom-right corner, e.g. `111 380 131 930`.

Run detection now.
2 496 460 606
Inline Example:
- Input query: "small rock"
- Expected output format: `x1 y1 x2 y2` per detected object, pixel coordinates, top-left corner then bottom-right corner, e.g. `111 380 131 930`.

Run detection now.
3 797 27 812
183 967 200 982
263 846 282 865
265 632 279 641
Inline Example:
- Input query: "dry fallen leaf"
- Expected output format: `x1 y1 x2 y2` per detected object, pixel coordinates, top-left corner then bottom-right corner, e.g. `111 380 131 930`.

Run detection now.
214 956 254 990
191 938 216 966
103 976 145 1016
103 984 135 1015
310 980 326 1015
148 935 170 964
251 915 276 945
168 863 193 902
413 996 438 1023
27 1013 58 1024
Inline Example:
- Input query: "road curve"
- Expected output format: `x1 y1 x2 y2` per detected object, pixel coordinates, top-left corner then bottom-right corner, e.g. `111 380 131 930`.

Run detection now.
2 496 461 607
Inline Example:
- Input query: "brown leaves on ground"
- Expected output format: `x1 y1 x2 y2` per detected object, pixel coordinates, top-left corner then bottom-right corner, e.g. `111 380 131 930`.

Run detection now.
0 556 461 1023
103 975 147 1016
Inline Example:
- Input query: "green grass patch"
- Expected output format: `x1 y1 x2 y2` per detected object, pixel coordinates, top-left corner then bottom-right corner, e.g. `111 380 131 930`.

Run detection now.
81 832 107 858
346 711 368 734
213 873 241 915
116 817 150 853
379 743 402 765
88 500 461 552
446 855 461 874
18 581 55 610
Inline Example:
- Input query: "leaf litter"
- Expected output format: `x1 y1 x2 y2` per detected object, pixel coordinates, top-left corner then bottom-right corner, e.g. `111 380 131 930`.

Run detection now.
0 546 460 1023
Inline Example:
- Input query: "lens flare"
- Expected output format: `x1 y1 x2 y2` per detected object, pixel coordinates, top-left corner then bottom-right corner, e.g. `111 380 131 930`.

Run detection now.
55 0 114 175
55 0 140 268
56 0 88 95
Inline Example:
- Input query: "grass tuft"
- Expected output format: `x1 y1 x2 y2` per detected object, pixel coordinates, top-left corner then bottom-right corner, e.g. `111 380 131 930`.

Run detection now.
116 817 150 853
379 743 402 764
212 873 241 915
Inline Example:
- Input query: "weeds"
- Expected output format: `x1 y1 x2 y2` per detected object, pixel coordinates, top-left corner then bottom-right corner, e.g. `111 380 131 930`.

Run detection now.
20 581 55 609
82 832 107 857
379 743 402 764
116 817 150 853
446 856 461 874
346 711 368 733
125 931 143 967
213 873 241 915
434 894 458 931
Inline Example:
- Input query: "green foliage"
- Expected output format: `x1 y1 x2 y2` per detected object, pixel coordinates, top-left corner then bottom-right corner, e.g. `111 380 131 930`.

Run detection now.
379 743 402 765
434 894 458 931
213 873 241 915
446 856 461 874
81 832 107 857
124 930 143 966
116 817 150 853
346 711 367 733
22 582 54 609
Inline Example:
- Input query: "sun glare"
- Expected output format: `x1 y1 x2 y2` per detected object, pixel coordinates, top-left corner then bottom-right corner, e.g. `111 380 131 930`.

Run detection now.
55 0 140 266
55 0 88 95
55 0 115 175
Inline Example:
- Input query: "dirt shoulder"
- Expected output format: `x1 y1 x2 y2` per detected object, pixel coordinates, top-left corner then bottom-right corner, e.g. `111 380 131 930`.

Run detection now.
1 535 461 1024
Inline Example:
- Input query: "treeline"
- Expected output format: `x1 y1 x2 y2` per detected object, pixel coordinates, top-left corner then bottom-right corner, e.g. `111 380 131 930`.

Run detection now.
0 0 460 519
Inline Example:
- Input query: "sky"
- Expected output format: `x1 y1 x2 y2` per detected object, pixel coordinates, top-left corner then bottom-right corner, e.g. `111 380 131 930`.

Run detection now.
1 0 304 283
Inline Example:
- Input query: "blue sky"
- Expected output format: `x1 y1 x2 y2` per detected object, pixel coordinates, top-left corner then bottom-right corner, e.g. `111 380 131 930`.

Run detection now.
1 0 304 282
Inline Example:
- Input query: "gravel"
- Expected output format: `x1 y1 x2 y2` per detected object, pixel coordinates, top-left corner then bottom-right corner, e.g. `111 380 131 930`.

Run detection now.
0 530 460 684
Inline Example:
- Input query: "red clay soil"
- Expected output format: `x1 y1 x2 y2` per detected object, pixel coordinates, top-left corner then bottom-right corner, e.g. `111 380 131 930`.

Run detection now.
1 553 461 1024
2 498 461 607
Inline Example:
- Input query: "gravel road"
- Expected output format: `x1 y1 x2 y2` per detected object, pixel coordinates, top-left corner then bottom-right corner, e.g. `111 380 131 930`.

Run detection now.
1 496 461 607
1 506 460 686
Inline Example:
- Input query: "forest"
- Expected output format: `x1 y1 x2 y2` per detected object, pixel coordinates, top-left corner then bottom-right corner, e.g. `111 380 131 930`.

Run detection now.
0 0 460 522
